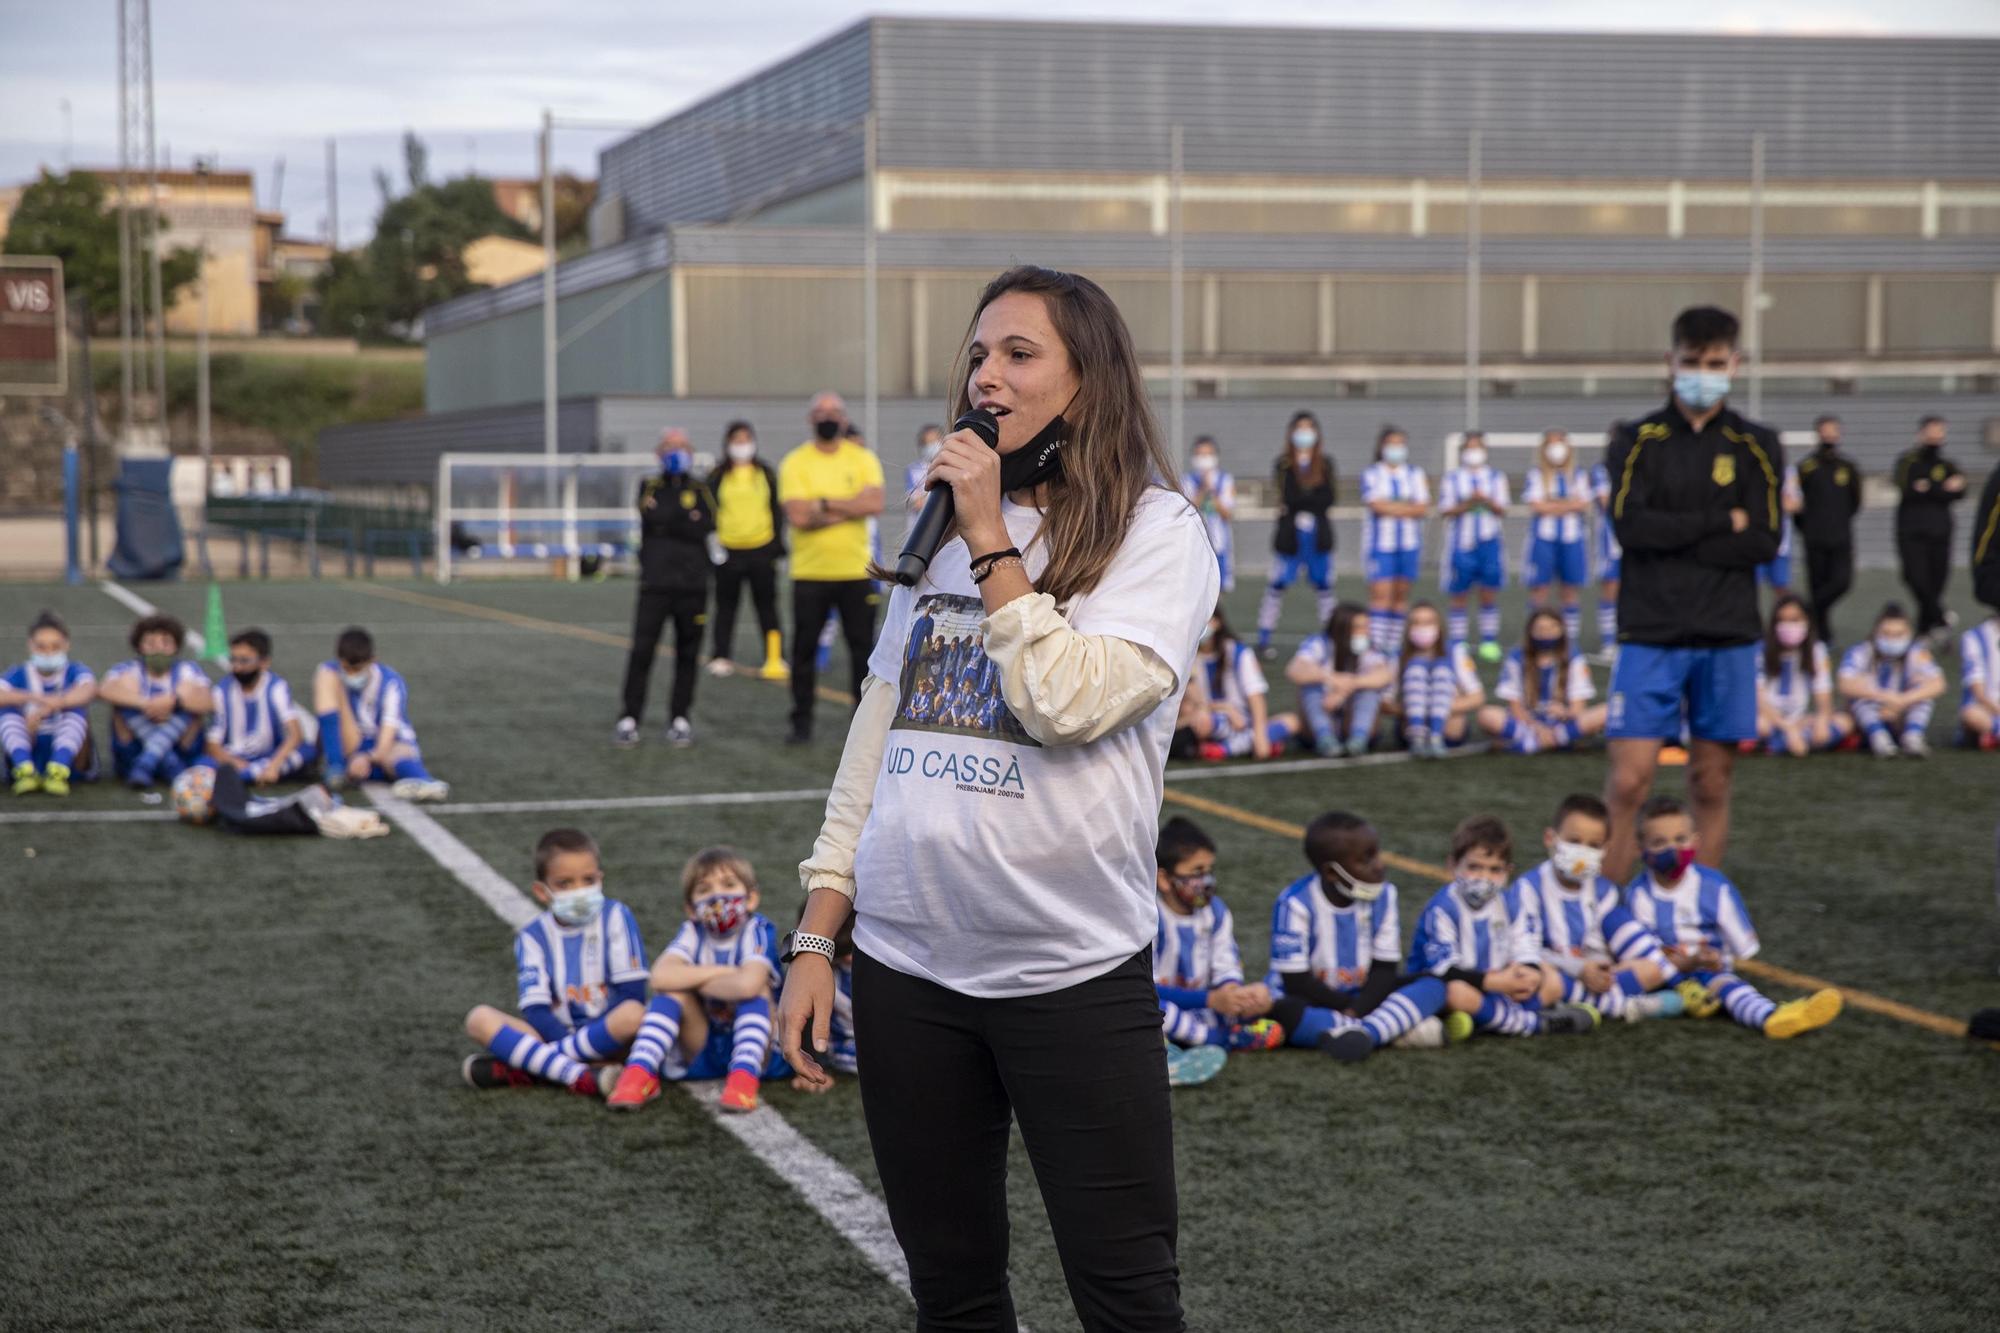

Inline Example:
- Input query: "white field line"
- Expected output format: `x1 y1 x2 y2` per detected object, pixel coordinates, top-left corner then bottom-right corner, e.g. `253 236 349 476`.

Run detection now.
0 808 179 824
359 782 914 1301
1164 741 1489 783
433 788 830 816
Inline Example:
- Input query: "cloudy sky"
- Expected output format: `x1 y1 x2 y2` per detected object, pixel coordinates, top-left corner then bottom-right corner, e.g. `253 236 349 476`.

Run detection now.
3 0 1995 246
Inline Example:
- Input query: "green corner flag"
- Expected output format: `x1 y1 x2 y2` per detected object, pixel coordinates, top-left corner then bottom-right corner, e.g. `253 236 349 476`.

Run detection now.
203 582 228 665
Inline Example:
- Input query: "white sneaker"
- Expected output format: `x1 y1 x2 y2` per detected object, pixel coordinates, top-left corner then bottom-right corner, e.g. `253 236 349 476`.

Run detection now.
1868 729 1898 758
666 717 694 748
705 659 734 678
1390 1016 1446 1050
392 777 450 802
1900 731 1930 758
612 717 639 748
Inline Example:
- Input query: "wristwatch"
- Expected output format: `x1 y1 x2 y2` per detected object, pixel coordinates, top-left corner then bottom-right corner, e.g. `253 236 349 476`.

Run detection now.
782 931 836 965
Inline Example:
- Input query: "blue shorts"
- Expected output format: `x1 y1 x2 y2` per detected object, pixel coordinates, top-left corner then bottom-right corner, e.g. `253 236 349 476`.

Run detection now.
1600 555 1622 584
1367 548 1420 583
1269 548 1332 592
1607 642 1759 743
676 1025 794 1082
1446 541 1505 595
1525 538 1589 588
1757 550 1791 588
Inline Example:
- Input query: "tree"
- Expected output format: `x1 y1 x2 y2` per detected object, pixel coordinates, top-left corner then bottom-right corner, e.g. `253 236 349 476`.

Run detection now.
1 169 198 326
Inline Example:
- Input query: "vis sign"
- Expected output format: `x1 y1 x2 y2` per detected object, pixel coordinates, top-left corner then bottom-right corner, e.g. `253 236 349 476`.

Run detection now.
0 256 66 395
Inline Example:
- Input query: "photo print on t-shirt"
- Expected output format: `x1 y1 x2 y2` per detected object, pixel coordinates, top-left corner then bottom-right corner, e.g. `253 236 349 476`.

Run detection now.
892 594 1040 747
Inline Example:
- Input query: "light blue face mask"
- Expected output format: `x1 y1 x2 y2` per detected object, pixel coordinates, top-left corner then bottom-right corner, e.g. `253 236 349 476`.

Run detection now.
342 669 370 691
1673 370 1732 411
550 883 605 927
30 651 67 674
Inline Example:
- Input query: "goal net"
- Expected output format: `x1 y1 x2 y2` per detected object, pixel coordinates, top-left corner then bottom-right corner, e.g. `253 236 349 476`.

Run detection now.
434 452 669 583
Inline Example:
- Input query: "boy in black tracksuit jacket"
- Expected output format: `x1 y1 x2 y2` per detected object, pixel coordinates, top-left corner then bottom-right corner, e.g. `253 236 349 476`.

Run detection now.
1794 416 1864 644
618 435 717 744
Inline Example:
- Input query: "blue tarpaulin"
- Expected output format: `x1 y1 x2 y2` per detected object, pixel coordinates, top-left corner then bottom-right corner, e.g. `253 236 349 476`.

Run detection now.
106 457 185 581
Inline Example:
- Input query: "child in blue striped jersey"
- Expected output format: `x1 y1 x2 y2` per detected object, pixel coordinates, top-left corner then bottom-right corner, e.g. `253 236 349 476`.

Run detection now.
1477 609 1605 753
1625 795 1842 1040
462 828 646 1100
1514 793 1684 1022
1408 815 1599 1040
1269 811 1468 1063
1388 602 1484 759
1152 817 1283 1053
608 846 791 1114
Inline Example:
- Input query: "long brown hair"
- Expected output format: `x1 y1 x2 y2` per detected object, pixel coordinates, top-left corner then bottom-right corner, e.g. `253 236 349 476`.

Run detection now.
1280 410 1330 489
934 267 1180 606
1520 607 1570 712
1763 591 1810 680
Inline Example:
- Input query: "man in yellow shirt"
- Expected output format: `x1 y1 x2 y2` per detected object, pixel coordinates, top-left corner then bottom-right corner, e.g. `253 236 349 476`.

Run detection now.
778 391 884 744
705 420 787 679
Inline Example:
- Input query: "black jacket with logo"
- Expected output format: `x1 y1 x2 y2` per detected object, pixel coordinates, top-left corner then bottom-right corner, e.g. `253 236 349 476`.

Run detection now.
1272 456 1337 556
635 471 717 593
1892 444 1966 540
1972 462 2000 612
1605 399 1783 648
1794 444 1863 547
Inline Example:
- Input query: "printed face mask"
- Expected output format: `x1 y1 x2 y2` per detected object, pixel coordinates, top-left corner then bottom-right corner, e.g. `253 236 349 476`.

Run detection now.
1643 844 1698 882
1167 871 1215 913
694 892 748 935
30 650 67 674
1551 839 1605 884
1673 370 1731 410
727 442 757 464
661 449 692 476
1775 620 1809 648
550 882 605 927
1325 860 1386 903
1456 874 1504 909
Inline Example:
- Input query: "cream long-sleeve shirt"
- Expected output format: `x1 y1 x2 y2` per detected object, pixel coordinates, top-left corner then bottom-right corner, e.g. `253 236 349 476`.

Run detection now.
799 591 1178 899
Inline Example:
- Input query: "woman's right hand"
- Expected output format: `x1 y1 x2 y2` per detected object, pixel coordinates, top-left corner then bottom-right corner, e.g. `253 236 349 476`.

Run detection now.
779 956 837 1092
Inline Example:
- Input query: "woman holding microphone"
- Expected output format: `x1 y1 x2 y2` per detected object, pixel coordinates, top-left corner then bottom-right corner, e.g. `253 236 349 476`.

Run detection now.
779 266 1215 1332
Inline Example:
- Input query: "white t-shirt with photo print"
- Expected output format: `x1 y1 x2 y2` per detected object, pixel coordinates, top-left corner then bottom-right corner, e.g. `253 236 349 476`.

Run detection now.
853 487 1218 998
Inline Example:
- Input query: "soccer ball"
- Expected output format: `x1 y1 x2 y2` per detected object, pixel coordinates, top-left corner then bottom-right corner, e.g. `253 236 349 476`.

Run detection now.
173 765 216 825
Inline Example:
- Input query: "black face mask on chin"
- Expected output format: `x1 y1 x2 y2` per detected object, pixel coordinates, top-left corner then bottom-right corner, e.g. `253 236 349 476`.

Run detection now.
999 412 1070 494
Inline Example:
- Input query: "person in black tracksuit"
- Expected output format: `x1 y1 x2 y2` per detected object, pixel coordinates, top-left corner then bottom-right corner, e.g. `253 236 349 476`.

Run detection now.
1794 414 1864 645
1254 410 1338 659
1893 414 1969 641
1974 461 2000 616
705 420 787 674
617 429 716 747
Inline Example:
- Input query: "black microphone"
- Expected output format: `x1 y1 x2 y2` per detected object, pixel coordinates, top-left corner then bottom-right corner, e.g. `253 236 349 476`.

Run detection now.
893 407 998 587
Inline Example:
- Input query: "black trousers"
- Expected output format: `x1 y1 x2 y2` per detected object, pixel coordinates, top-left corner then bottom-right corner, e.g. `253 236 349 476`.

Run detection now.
621 587 705 723
853 949 1182 1333
1896 532 1952 635
1804 541 1854 645
790 579 876 731
711 546 781 664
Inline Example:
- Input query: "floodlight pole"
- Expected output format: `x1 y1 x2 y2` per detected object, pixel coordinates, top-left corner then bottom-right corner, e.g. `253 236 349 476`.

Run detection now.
1464 129 1482 431
196 158 212 497
1747 131 1767 420
863 109 879 451
541 107 557 465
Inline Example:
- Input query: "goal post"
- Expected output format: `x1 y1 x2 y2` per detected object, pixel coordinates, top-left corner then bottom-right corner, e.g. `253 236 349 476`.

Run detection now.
434 452 668 583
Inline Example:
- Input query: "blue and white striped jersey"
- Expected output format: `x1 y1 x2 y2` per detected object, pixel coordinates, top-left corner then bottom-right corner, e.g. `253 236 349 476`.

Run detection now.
1624 866 1760 968
1757 643 1833 721
1360 462 1430 554
1523 466 1588 544
1391 643 1480 706
514 898 649 1031
1496 649 1595 713
1155 896 1247 991
1837 641 1943 694
205 670 299 760
321 660 419 744
1409 880 1540 976
1181 470 1237 564
103 658 208 724
1777 464 1802 559
1202 640 1270 716
1266 873 1403 994
664 912 783 987
1292 634 1391 683
1959 618 2000 709
1 660 94 735
1438 465 1509 552
1591 463 1622 565
1512 860 1656 971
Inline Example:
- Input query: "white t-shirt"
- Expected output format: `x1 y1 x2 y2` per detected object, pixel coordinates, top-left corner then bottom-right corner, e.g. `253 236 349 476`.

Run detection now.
853 487 1218 998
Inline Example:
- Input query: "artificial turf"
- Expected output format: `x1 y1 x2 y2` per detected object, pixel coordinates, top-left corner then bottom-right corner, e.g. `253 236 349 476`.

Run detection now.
1 569 1994 1331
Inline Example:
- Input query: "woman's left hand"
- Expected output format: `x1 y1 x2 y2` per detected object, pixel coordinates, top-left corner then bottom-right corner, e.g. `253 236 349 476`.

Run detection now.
925 425 1006 552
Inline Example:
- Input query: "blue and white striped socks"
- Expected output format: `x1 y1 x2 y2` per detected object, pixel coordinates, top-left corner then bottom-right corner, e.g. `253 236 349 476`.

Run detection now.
627 994 684 1076
728 996 774 1077
488 1025 588 1088
1360 977 1446 1047
556 1013 624 1063
1478 602 1502 647
1715 977 1777 1031
1447 605 1469 644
